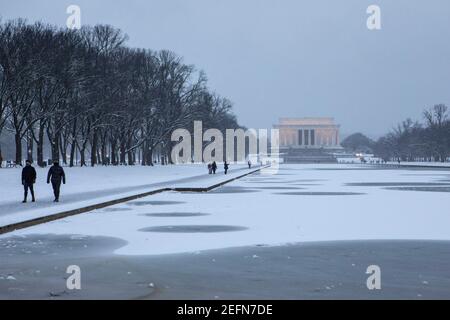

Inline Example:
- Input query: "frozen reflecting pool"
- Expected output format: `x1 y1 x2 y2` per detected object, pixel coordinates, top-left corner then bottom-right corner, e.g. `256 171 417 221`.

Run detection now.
2 164 450 256
1 164 450 299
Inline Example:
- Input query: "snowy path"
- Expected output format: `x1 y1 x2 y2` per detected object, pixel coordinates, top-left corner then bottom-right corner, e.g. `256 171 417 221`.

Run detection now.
3 164 449 256
0 164 249 227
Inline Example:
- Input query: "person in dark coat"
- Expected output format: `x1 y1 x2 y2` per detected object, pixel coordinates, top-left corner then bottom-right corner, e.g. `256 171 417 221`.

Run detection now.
21 160 37 203
207 163 212 174
47 161 66 202
212 161 217 174
224 161 229 175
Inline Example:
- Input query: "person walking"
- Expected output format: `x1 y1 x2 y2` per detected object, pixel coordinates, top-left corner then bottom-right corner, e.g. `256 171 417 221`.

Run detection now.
248 160 252 169
212 161 217 174
47 161 66 202
224 161 229 175
208 163 212 174
21 160 36 203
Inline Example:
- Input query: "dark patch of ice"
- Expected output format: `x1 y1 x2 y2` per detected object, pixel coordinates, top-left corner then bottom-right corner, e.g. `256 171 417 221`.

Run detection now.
127 201 185 206
254 186 305 190
142 212 210 217
102 207 133 212
140 225 248 233
346 182 450 187
275 192 366 196
384 187 450 193
208 186 260 194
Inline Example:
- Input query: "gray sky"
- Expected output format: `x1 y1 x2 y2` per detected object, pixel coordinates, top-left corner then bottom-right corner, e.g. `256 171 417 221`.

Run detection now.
1 0 450 137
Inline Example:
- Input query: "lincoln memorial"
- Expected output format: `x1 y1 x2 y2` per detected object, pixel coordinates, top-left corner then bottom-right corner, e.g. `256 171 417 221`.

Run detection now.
274 117 341 148
273 117 342 163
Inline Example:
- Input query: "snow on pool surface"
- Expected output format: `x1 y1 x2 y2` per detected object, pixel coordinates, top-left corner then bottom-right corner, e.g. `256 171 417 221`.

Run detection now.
3 164 450 255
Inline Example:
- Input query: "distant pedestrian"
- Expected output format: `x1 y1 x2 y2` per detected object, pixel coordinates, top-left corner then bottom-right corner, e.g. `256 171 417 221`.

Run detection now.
207 163 212 174
248 160 252 169
47 161 66 202
212 161 217 174
224 161 229 175
21 160 36 203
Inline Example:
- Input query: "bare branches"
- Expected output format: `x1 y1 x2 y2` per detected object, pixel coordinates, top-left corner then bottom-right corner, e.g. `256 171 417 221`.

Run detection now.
0 19 240 167
374 105 449 162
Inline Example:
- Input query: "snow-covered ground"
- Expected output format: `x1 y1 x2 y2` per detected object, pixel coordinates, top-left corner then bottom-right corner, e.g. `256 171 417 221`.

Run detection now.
3 163 449 256
337 158 450 167
0 164 249 226
385 161 450 167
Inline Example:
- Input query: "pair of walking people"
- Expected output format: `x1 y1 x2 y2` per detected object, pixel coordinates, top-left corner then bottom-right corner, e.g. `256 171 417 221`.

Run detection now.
21 160 66 203
208 161 218 174
207 161 230 174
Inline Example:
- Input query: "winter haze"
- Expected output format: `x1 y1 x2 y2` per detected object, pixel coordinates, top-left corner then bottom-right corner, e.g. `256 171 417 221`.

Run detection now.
1 0 450 137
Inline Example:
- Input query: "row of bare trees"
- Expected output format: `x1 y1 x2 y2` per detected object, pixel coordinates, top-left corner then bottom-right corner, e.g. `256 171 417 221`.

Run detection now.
0 20 239 167
347 104 450 162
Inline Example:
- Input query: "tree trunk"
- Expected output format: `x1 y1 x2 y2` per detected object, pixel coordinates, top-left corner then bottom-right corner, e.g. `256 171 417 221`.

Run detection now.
37 124 45 167
69 140 76 167
15 132 22 166
111 139 117 165
97 149 101 165
51 132 60 162
127 138 133 165
101 138 107 165
141 142 148 166
127 151 133 166
69 120 77 167
148 147 154 166
166 141 173 164
27 132 34 163
59 134 67 165
119 140 126 165
80 146 86 167
91 129 98 167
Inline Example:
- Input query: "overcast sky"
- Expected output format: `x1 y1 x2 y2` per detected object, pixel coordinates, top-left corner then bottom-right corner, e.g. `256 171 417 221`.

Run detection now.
1 0 450 137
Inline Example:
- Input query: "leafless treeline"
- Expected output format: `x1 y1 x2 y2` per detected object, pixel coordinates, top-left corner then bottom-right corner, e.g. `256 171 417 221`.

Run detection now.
342 104 450 162
374 104 450 162
0 20 239 167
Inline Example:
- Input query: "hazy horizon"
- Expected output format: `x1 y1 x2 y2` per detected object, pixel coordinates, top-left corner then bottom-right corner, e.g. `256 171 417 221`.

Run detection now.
1 0 450 138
